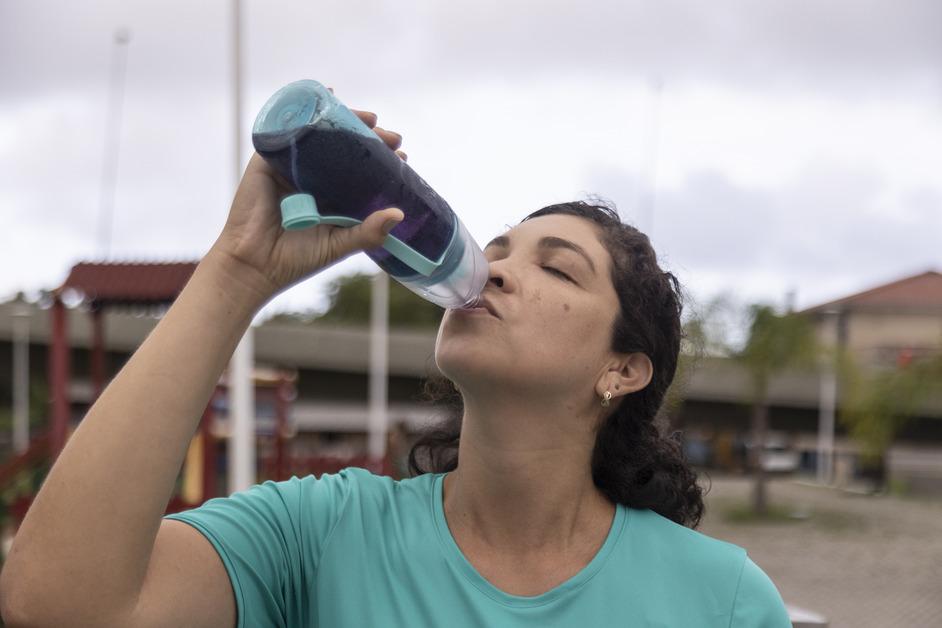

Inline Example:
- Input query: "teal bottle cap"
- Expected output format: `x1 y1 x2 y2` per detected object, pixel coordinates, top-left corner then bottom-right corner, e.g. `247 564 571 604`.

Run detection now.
280 193 321 230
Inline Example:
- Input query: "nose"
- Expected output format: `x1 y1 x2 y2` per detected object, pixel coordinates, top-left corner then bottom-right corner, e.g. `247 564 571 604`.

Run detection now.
486 258 507 289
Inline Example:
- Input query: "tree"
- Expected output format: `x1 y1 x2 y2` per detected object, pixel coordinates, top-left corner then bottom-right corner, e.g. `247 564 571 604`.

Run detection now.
0 379 50 454
736 304 817 515
662 294 738 427
265 272 446 328
838 349 942 492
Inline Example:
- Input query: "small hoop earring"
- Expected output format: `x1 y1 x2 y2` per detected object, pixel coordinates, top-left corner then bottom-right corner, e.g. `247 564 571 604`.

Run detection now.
601 390 612 407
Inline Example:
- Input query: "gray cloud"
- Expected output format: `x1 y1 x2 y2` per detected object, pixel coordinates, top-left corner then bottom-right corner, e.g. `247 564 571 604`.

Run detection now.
584 165 942 308
0 3 219 103
3 0 940 105
2 0 940 314
416 0 942 95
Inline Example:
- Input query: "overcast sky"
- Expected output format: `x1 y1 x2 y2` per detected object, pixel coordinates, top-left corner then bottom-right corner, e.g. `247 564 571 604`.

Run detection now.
2 0 940 325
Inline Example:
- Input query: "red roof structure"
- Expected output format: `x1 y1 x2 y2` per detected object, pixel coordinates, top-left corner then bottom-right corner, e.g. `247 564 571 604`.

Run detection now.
47 260 199 457
54 261 198 306
802 270 942 314
5 259 302 518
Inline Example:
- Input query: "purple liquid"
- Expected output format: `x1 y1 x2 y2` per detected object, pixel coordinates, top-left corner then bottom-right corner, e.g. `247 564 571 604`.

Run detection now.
254 126 459 280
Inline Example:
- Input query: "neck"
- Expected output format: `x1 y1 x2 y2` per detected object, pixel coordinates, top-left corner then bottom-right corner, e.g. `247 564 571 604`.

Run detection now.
441 398 615 557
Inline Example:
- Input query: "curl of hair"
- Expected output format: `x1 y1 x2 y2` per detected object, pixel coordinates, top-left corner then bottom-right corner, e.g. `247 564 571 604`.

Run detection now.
407 199 705 529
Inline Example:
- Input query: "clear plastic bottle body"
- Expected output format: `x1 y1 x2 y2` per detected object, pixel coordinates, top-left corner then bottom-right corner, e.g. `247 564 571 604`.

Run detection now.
251 80 488 309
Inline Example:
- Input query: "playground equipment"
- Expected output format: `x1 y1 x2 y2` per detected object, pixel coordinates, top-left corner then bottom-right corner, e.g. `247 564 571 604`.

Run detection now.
0 261 396 560
165 367 300 514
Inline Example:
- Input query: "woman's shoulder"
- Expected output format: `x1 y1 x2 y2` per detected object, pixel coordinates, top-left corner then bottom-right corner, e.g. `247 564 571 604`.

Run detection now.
315 466 437 508
625 507 790 624
632 507 742 546
334 466 437 490
627 507 747 574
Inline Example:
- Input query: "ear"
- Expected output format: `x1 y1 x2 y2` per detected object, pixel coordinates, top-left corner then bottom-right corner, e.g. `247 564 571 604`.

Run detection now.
596 352 653 401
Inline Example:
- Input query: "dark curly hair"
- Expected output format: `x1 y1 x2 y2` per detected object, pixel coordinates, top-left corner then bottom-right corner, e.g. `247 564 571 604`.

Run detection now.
406 199 706 529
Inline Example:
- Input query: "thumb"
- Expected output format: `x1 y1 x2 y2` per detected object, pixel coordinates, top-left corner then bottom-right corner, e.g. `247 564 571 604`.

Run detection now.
337 207 404 255
378 207 405 237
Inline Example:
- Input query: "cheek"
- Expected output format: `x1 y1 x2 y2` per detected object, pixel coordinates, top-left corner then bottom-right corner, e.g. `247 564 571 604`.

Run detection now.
535 302 599 355
567 307 611 356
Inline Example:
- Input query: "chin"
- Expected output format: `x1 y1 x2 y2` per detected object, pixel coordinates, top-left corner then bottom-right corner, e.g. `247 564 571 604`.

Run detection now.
434 344 501 386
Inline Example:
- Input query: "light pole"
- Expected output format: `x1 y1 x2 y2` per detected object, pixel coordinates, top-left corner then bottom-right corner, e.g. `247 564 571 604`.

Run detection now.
96 28 131 259
638 77 663 237
229 0 256 494
368 271 390 462
816 308 840 485
12 297 31 454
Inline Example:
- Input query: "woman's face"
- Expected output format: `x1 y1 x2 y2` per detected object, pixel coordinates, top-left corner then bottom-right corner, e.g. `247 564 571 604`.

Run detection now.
435 214 622 403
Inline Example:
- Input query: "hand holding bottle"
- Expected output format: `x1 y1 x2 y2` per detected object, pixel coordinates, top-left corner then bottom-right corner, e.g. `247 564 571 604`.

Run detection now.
210 101 407 304
249 79 490 309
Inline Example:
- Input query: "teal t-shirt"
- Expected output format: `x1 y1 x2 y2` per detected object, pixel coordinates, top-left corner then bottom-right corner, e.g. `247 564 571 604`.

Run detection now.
164 467 791 627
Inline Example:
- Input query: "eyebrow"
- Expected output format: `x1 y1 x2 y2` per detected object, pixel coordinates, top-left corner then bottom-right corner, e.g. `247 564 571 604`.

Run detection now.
484 234 597 276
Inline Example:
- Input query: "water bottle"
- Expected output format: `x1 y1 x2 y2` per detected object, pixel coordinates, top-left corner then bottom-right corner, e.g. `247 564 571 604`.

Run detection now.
251 79 489 310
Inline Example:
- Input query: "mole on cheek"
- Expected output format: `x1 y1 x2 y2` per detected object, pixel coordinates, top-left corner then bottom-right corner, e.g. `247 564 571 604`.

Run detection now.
563 303 570 312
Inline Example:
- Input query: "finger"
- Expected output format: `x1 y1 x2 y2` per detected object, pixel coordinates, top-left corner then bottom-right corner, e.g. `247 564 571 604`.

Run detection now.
330 207 404 257
373 126 403 151
248 153 290 188
271 170 294 193
395 150 408 162
353 109 378 128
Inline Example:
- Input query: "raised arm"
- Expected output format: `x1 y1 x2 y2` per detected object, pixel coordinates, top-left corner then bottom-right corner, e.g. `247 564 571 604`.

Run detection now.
0 109 405 628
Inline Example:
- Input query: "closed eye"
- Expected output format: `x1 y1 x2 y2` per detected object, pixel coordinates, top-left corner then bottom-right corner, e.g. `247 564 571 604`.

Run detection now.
543 266 574 283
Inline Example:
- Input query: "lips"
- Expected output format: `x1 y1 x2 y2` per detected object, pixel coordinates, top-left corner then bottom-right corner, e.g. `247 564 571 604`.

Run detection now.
475 297 500 319
454 297 500 318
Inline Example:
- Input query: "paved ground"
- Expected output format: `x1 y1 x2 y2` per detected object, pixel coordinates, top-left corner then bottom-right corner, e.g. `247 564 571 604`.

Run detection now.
696 472 942 628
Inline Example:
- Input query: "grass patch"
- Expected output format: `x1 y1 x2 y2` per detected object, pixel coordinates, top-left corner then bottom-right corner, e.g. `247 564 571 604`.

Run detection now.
720 501 798 525
887 477 910 497
808 508 864 532
716 499 864 532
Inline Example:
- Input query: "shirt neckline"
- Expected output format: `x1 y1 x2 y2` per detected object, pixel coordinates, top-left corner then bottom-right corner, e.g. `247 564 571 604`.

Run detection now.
430 471 628 608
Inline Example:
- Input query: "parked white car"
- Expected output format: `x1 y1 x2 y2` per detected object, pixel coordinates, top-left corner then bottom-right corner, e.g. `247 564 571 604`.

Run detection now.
760 444 800 473
745 432 800 473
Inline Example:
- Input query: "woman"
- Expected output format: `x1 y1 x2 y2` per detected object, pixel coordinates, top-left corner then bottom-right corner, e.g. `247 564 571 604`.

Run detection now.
0 105 791 627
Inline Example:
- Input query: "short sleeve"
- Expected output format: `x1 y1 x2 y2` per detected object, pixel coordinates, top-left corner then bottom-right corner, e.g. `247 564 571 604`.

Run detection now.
163 471 353 628
729 555 792 628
